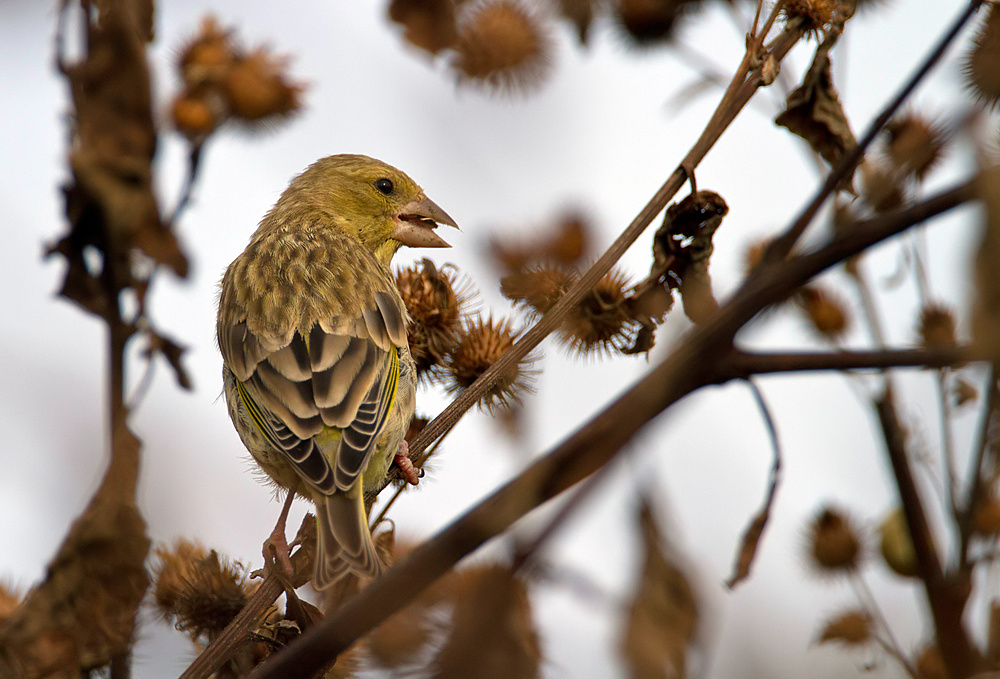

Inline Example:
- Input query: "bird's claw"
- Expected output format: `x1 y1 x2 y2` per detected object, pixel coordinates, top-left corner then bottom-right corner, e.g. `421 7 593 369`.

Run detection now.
394 440 420 486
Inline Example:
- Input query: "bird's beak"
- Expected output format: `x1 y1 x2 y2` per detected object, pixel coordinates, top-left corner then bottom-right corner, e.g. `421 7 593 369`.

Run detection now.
392 195 459 248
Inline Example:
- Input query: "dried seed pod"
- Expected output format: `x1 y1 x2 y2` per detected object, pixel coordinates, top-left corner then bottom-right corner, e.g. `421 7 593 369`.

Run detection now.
223 50 304 124
817 610 872 646
974 494 1000 536
446 315 535 411
781 0 853 31
807 507 862 575
861 161 907 213
965 4 1000 108
878 507 918 578
918 303 958 349
171 92 220 138
953 377 979 407
389 0 459 54
396 259 471 383
559 268 639 356
453 0 552 95
501 265 574 315
795 286 850 340
151 540 255 641
884 114 948 182
616 0 700 45
178 16 237 87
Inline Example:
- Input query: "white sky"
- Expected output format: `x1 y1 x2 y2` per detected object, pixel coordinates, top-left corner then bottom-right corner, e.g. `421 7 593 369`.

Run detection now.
0 1 990 677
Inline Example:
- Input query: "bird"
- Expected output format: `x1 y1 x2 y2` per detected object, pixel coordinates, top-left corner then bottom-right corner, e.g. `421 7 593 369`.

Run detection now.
217 154 458 588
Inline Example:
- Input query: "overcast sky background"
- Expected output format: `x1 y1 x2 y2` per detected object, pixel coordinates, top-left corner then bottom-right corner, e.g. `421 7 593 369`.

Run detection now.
0 0 991 677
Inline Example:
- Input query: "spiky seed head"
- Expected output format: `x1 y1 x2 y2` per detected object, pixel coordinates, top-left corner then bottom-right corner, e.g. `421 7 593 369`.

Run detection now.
616 0 695 45
807 507 862 575
397 260 470 383
964 4 1000 108
884 114 948 182
817 610 872 646
388 0 458 54
171 93 220 138
151 540 254 641
918 304 957 348
501 265 574 315
178 16 237 87
781 0 852 32
559 268 638 356
545 215 590 266
453 0 552 95
446 314 534 411
223 50 304 123
878 508 918 578
796 286 850 340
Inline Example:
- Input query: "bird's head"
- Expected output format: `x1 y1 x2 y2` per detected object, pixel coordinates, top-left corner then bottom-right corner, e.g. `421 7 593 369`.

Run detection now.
280 154 458 264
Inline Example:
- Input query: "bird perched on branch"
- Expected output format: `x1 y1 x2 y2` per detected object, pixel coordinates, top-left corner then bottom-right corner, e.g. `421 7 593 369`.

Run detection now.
217 154 458 588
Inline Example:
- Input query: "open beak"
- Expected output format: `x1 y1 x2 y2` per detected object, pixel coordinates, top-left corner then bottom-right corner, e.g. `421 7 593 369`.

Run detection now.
392 195 459 248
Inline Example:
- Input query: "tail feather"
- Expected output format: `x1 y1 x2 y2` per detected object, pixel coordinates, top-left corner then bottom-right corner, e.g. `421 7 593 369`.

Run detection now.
313 483 383 590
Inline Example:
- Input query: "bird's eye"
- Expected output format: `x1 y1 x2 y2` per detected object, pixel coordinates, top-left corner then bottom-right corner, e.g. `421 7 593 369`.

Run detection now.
374 178 394 195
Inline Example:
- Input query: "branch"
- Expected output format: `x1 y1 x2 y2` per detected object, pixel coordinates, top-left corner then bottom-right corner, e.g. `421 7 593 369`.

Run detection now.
716 345 978 378
248 157 979 679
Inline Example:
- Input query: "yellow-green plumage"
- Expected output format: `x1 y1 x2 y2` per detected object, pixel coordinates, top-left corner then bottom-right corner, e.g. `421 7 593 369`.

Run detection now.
217 155 456 587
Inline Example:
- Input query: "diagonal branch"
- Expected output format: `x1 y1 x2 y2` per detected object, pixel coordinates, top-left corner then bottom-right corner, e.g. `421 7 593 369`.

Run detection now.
716 345 978 378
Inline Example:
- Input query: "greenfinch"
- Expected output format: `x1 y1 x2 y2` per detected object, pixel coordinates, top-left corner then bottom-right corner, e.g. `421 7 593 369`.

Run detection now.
217 154 457 588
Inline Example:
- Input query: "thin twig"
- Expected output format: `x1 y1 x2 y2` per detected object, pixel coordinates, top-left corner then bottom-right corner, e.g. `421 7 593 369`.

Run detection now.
716 345 977 378
850 572 919 679
167 142 205 227
961 365 1000 563
725 379 782 588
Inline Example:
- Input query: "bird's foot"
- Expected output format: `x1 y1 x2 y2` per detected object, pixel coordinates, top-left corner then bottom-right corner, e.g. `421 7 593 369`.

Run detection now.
394 440 420 486
263 524 296 580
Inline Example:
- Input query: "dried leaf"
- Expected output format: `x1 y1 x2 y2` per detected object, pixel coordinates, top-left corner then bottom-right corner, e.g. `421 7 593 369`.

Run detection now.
0 424 150 677
775 33 857 190
620 500 698 679
973 164 1000 361
145 330 193 390
431 565 541 679
817 610 872 646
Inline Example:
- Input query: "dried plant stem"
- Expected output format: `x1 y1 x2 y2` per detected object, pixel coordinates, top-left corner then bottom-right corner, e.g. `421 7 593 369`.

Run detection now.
961 365 999 562
875 390 983 676
248 163 976 679
849 572 918 678
766 0 986 262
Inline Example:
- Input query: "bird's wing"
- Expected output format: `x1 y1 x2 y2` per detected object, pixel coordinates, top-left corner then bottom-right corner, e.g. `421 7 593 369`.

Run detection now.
224 287 408 496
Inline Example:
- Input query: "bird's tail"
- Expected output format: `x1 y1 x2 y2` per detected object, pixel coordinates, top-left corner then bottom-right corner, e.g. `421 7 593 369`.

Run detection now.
313 481 383 589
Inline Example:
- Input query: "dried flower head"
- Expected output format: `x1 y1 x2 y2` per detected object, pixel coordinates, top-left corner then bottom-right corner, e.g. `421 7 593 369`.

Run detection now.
879 507 918 578
817 610 872 646
389 0 459 54
616 0 699 45
151 540 254 641
545 215 590 266
501 265 574 315
453 0 552 95
171 92 221 139
178 16 237 87
807 507 862 575
396 260 471 383
559 268 639 356
918 303 958 348
446 314 534 411
223 49 305 124
884 113 948 182
795 286 850 340
781 0 853 32
964 4 1000 108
